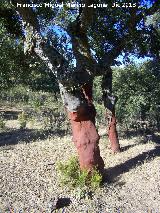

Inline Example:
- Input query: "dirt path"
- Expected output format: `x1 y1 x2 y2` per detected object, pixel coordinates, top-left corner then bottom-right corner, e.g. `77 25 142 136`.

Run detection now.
0 127 160 212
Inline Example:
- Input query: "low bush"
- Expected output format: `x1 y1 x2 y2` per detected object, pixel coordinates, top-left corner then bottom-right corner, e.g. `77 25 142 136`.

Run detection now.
0 118 5 129
18 111 27 129
0 112 5 129
57 156 102 189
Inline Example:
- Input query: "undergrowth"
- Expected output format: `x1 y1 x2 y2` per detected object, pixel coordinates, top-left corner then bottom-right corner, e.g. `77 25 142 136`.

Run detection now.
18 111 27 129
0 113 5 129
56 156 102 189
0 118 5 129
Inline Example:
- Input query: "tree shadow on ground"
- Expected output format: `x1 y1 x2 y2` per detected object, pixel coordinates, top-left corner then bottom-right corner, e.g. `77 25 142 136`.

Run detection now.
120 131 160 152
0 128 67 147
120 128 158 140
120 144 137 152
103 145 160 183
152 133 160 144
0 110 22 120
118 129 145 139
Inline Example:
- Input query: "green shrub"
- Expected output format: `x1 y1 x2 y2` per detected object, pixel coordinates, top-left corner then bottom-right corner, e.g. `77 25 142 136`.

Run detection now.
0 118 5 129
0 112 5 129
94 103 106 126
18 111 27 129
113 61 160 130
90 169 103 189
57 156 102 189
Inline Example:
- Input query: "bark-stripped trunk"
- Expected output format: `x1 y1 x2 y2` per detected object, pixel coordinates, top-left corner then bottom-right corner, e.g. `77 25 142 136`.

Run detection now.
102 69 120 153
12 0 104 172
60 83 104 173
63 9 104 172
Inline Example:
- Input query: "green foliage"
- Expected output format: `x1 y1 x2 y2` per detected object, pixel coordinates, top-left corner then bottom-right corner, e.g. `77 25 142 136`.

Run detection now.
0 1 23 37
0 85 71 133
0 85 29 105
57 156 102 189
89 1 159 61
0 23 25 89
0 85 58 108
57 156 79 187
0 118 5 129
94 103 106 126
0 112 5 129
0 120 5 129
2 0 159 71
29 97 43 110
93 76 106 126
113 60 160 129
90 169 103 189
0 21 59 93
18 111 27 129
93 76 103 104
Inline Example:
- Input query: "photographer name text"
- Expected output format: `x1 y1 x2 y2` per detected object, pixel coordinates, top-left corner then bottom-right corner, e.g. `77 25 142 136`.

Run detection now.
16 2 137 8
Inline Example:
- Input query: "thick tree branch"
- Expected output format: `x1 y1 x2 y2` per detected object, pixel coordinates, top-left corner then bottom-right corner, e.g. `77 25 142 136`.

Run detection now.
67 0 99 75
11 0 96 112
11 0 99 81
80 0 94 31
100 1 159 67
11 0 39 31
11 0 72 83
136 1 159 24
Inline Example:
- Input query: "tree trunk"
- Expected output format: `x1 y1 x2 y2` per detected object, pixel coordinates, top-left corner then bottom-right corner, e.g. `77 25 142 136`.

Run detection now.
102 70 121 153
62 83 104 173
106 108 120 153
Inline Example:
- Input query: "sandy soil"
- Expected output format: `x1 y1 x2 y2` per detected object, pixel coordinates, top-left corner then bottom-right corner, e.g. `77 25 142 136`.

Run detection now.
0 121 160 212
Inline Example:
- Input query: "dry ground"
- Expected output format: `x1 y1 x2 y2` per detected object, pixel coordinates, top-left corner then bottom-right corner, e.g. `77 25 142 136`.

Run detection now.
0 116 160 212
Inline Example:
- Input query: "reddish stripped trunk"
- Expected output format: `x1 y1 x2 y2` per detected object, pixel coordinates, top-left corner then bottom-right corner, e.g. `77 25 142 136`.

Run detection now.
102 70 121 153
68 84 104 173
106 110 120 153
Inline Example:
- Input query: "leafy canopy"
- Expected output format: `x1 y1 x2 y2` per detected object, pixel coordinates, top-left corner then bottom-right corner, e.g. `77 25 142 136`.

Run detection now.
1 0 159 67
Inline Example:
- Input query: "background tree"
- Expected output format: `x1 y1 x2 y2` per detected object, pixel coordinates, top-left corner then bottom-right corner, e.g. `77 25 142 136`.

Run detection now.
113 60 160 131
0 3 59 93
